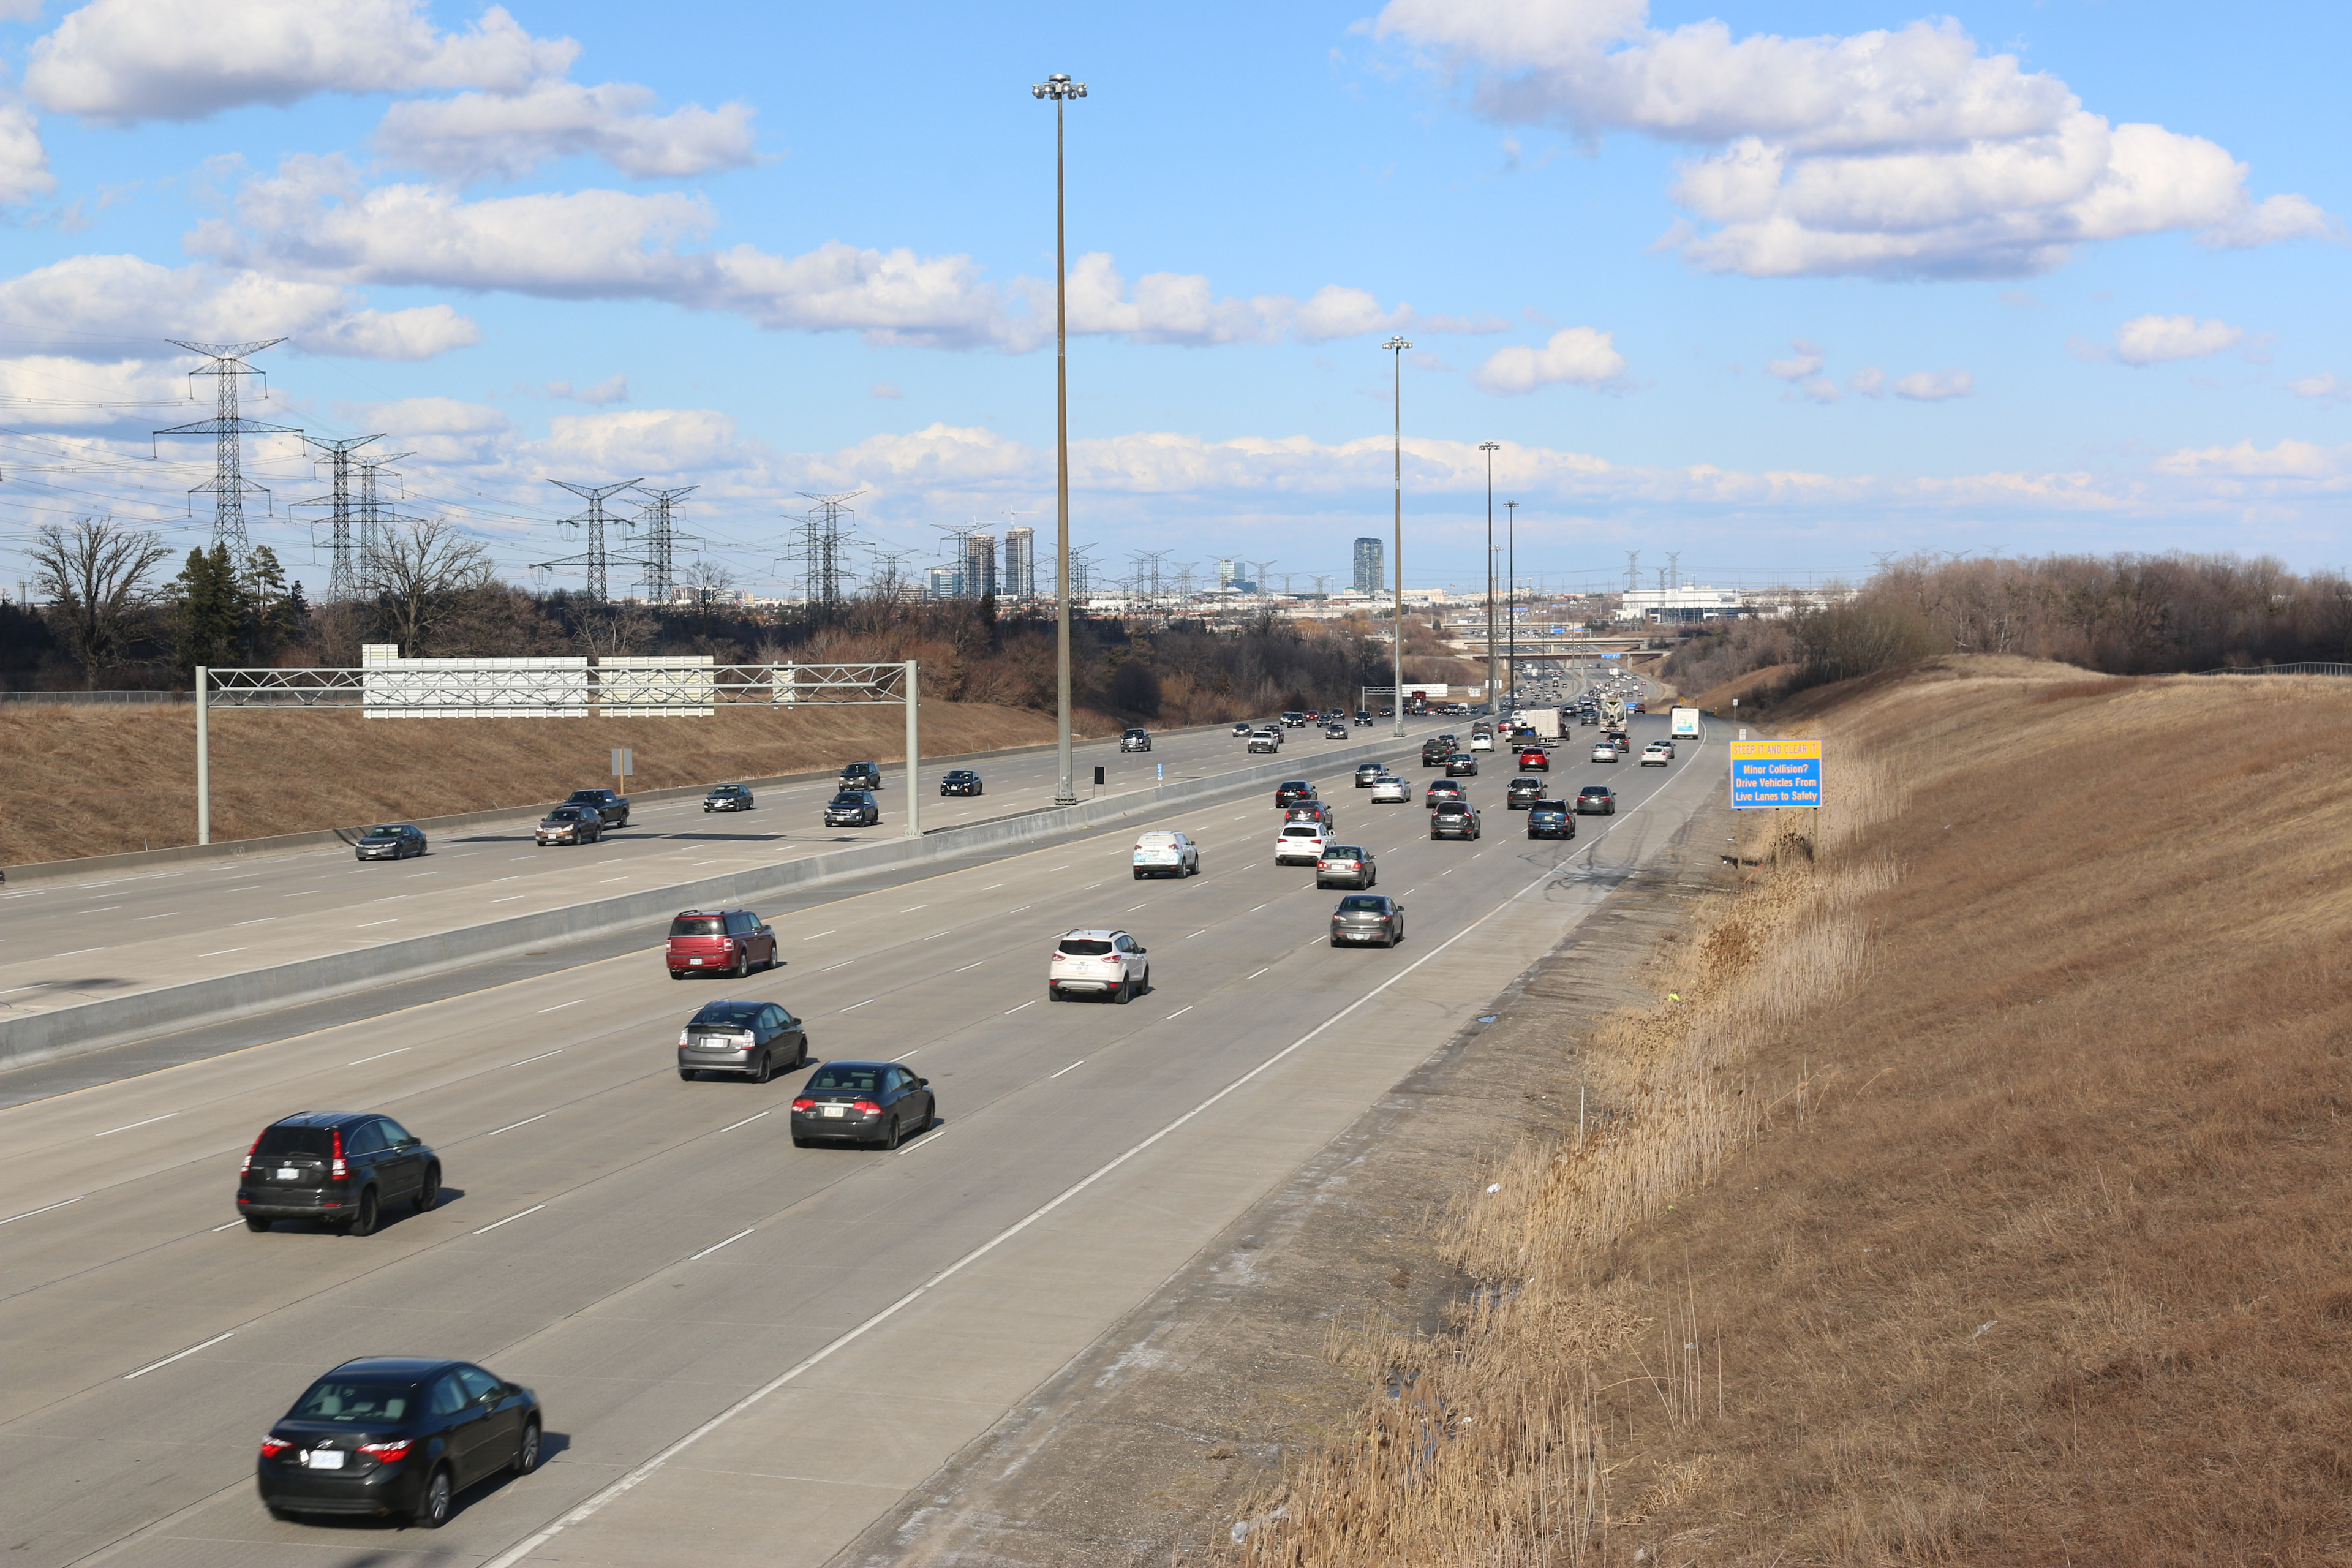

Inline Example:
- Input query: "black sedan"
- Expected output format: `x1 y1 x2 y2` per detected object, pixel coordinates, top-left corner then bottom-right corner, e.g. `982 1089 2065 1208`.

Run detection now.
257 1357 541 1529
940 769 984 796
791 1060 935 1149
1274 780 1317 809
1526 800 1576 839
1330 893 1404 946
703 783 755 812
353 823 426 861
1506 776 1546 810
1446 752 1480 777
677 998 809 1082
238 1112 441 1235
1575 786 1617 815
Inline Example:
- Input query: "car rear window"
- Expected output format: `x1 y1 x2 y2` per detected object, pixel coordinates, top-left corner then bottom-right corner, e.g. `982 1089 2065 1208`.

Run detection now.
254 1125 335 1158
692 1003 764 1027
1336 895 1387 911
1324 846 1362 858
670 916 725 937
568 791 603 802
808 1065 884 1092
1059 938 1114 955
292 1378 415 1423
1282 825 1322 838
1534 802 1566 812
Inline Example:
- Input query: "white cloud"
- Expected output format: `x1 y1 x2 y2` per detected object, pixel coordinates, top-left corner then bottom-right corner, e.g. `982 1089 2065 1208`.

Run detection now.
26 0 576 122
1763 339 1823 380
869 382 903 400
1893 369 1973 401
2287 372 2345 409
190 160 1494 351
546 373 628 405
2152 437 2348 481
331 394 511 465
0 97 56 205
2111 314 2244 366
0 252 480 361
1470 326 1626 393
1374 1 2335 278
0 353 189 426
1851 366 1885 397
374 80 758 184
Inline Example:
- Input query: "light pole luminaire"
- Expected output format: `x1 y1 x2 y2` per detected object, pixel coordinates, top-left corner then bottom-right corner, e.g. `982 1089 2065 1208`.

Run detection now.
1035 71 1087 805
1479 441 1500 714
1384 336 1411 737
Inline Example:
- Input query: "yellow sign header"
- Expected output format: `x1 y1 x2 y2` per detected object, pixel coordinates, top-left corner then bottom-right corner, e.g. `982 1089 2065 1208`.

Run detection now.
1727 738 1823 763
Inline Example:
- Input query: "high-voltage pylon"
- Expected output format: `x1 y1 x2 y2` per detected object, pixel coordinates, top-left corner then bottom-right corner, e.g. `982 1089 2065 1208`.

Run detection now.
785 491 863 608
631 484 698 604
296 434 385 602
155 339 302 558
540 478 646 603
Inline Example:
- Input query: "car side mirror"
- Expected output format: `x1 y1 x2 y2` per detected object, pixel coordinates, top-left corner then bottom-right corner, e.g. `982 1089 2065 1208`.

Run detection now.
916 1077 929 1088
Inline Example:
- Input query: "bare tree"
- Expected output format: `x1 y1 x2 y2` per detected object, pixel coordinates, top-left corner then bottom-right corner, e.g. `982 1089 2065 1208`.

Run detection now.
28 517 171 686
573 600 658 659
363 518 496 657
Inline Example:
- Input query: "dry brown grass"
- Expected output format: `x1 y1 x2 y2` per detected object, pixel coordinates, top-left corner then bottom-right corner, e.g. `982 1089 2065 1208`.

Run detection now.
1238 657 2352 1566
0 698 1091 864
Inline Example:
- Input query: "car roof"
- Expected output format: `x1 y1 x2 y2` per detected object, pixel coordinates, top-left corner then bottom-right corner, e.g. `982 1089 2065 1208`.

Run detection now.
1060 929 1127 940
675 907 754 917
267 1111 376 1130
1136 830 1185 842
328 1356 461 1379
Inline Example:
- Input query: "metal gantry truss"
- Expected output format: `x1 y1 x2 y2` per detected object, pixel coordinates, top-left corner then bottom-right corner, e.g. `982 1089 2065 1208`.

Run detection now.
203 662 913 713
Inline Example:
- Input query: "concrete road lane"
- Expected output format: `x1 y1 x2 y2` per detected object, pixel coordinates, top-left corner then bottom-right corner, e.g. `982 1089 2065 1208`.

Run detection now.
0 715 1453 1025
2 706 1691 1568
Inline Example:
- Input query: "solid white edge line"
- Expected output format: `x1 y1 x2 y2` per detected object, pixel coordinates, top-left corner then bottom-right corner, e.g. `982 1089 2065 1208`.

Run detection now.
474 775 1670 1568
123 1331 233 1380
688 1227 755 1261
0 1195 82 1225
473 1204 545 1235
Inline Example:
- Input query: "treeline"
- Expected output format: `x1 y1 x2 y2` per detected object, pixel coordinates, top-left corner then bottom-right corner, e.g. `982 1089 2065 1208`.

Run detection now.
1665 553 2352 703
7 516 1409 723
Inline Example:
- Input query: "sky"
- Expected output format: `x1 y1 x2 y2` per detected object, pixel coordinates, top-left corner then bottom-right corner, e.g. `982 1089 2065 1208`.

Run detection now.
0 0 2343 602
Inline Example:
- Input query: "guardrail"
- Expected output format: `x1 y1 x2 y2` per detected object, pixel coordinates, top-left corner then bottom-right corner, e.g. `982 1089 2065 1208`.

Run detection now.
2195 662 2352 677
0 690 192 704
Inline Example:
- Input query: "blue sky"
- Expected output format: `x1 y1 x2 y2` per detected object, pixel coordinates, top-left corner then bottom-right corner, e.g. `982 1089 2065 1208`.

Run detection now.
0 0 2343 601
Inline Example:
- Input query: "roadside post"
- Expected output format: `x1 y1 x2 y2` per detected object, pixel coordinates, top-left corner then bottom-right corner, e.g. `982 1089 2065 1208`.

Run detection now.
195 665 209 846
904 659 920 839
610 747 633 800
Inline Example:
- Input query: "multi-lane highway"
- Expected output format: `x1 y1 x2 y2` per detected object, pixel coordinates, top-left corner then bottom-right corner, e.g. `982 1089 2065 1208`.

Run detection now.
1 671 1704 1568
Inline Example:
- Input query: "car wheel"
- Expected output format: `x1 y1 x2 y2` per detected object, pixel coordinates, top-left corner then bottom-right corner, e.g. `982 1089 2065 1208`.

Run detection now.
1048 985 1063 1002
679 1068 696 1082
414 1466 453 1529
344 1186 380 1238
1113 976 1133 1005
244 1215 272 1232
751 1052 772 1085
414 1164 440 1215
880 1115 902 1151
513 1420 541 1476
669 970 686 980
791 1134 812 1148
791 1035 809 1070
1133 869 1145 880
1329 936 1343 948
729 949 747 979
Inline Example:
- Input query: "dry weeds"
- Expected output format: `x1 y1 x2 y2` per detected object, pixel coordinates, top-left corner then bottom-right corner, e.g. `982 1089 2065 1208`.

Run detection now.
1237 658 2352 1566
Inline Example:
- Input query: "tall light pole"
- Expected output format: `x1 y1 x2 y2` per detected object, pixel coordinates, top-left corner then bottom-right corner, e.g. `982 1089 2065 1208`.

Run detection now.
1479 440 1500 714
1384 336 1411 737
1035 71 1087 805
1504 498 1518 710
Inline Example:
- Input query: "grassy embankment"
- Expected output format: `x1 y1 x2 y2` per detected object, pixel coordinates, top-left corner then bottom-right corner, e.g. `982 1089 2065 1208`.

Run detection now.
1241 656 2352 1566
0 698 1088 865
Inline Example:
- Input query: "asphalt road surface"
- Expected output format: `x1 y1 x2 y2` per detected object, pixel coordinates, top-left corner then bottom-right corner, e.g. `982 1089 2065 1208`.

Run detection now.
3 671 1700 1568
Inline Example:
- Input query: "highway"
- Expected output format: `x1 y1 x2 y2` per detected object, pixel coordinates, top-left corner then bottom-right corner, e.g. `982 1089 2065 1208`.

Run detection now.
0 671 1697 1568
0 714 1460 1031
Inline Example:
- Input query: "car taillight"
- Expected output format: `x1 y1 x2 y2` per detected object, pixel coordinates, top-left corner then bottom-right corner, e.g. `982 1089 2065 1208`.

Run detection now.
329 1127 347 1183
852 1100 881 1114
358 1438 413 1463
241 1131 263 1175
260 1436 292 1458
792 1098 815 1111
678 1030 689 1045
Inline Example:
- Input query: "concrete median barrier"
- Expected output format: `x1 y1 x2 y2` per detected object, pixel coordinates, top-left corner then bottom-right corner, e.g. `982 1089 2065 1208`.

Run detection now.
1 733 1417 1072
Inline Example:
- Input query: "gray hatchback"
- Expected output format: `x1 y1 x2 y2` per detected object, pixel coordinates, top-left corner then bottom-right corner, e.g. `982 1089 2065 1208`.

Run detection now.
677 999 809 1083
1330 893 1404 947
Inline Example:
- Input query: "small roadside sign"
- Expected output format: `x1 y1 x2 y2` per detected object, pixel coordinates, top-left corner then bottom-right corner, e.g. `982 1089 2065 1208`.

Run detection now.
1728 738 1822 809
611 747 634 778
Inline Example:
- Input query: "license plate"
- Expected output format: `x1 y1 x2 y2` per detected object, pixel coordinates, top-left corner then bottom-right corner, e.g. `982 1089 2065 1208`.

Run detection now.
822 1105 845 1118
689 958 703 965
307 1450 345 1469
276 1168 299 1181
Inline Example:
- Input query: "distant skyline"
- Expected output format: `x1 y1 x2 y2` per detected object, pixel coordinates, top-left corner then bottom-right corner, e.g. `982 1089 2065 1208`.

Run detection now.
0 0 2343 604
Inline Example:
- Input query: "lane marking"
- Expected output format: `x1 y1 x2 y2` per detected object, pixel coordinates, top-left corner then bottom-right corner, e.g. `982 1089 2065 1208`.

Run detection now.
980 883 1005 891
486 1114 548 1136
1 1196 82 1226
357 919 398 928
210 1220 243 1232
1185 930 1208 939
1005 999 1038 1014
1247 967 1269 978
690 1228 756 1261
473 1204 545 1235
511 1049 565 1066
840 999 873 1012
802 930 836 941
53 946 106 957
349 1048 410 1066
1166 1005 1193 1019
900 905 927 913
74 907 120 914
95 1114 175 1137
820 960 854 973
134 911 181 920
536 999 584 1014
952 961 984 973
1049 1059 1086 1079
715 1111 770 1133
124 1331 233 1380
490 894 528 903
232 916 276 926
197 948 247 957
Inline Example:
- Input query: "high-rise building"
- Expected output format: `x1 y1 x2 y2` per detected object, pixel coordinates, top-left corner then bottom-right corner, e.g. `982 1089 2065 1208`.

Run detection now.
927 565 962 599
1217 558 1237 589
1352 537 1385 595
964 531 998 600
1003 526 1036 600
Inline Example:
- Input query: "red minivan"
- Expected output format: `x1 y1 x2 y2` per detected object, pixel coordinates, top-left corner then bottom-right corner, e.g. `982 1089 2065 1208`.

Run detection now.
666 910 778 979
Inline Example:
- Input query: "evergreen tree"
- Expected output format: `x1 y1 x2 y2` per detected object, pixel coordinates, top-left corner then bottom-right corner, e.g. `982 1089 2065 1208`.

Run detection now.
174 545 242 677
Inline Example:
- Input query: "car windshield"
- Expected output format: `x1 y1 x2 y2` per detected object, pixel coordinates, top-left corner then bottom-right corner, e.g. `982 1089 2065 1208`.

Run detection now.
1059 938 1114 955
254 1125 335 1158
543 809 582 821
829 793 865 807
292 1378 415 1423
669 916 725 937
692 1003 764 1027
807 1065 884 1093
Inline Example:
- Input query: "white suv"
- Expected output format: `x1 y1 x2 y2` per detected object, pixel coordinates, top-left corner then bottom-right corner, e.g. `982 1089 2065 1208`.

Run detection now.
1131 830 1200 878
1048 929 1150 1003
1274 823 1329 865
1369 774 1410 803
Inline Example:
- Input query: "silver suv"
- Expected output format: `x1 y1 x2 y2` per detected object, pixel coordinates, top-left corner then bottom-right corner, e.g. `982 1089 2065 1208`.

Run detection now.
1048 929 1150 1003
1119 728 1152 753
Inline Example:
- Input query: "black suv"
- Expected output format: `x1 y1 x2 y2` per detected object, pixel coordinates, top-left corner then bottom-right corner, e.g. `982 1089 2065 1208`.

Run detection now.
1420 736 1455 767
565 788 630 826
353 824 426 861
825 790 880 827
702 783 754 812
237 1112 441 1235
1430 802 1482 840
1506 776 1546 809
1526 800 1575 839
839 761 884 790
1274 780 1317 809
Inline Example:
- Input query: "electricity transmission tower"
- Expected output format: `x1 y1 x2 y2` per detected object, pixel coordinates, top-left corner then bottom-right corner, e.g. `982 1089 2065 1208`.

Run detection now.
1625 551 1641 594
356 451 419 597
633 485 698 605
297 434 385 602
155 339 301 558
782 491 862 608
541 478 647 603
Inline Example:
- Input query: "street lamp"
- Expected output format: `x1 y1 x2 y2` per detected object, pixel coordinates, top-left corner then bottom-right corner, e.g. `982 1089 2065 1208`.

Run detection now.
1479 440 1500 714
1504 498 1517 710
1384 335 1411 736
1034 71 1087 805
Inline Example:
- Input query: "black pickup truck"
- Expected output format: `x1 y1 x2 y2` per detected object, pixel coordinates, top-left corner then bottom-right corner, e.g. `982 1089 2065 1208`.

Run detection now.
1419 734 1456 767
564 788 631 827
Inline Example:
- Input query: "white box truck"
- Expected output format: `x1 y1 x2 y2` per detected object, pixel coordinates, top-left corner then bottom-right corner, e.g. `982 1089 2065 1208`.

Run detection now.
1526 707 1563 739
1670 705 1702 739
